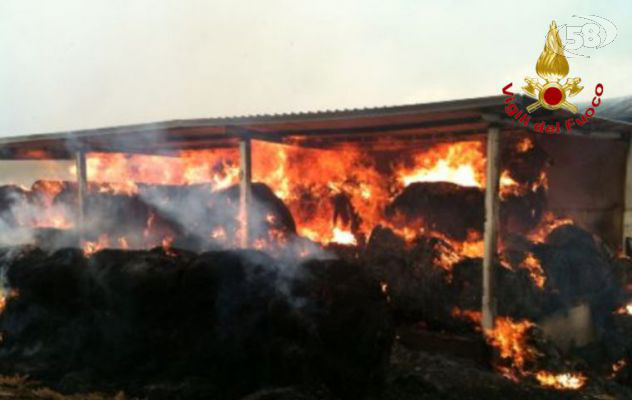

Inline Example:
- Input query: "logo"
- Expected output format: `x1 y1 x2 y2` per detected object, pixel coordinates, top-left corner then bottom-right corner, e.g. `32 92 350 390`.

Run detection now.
523 21 583 113
501 20 604 135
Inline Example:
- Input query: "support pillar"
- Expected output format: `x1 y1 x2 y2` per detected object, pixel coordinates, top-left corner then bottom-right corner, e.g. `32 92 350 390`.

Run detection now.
623 138 632 253
482 126 501 331
239 138 252 248
75 151 88 243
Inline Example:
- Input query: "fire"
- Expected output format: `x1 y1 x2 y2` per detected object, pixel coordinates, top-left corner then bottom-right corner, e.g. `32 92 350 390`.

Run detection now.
12 135 552 261
499 170 523 199
27 210 73 230
527 212 573 243
451 307 482 327
397 141 486 188
211 226 227 241
252 141 390 246
0 289 19 314
521 253 546 288
615 302 632 315
486 317 538 376
82 234 109 256
453 312 587 390
161 236 177 256
517 137 534 153
487 317 586 390
431 230 484 271
11 181 74 230
70 150 240 189
611 359 626 378
380 281 391 302
118 237 129 249
499 168 547 199
535 371 586 390
331 227 357 246
31 180 65 203
96 181 139 196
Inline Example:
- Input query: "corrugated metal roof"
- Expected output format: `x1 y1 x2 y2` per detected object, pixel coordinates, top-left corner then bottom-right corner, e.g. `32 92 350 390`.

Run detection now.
0 95 629 160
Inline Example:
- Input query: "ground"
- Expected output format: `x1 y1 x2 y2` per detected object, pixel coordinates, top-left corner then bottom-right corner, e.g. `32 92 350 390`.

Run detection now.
2 339 632 400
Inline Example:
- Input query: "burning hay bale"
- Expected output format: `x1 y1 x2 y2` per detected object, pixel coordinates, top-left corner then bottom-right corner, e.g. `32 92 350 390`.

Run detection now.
0 246 393 400
385 181 545 242
386 182 484 241
0 181 299 254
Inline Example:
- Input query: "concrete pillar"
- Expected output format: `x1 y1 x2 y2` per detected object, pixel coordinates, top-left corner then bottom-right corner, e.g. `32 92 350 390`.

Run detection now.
482 126 501 331
239 138 252 248
623 138 632 253
75 151 88 242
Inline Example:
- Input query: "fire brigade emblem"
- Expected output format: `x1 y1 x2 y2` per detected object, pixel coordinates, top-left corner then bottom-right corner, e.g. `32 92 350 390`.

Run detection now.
523 21 583 113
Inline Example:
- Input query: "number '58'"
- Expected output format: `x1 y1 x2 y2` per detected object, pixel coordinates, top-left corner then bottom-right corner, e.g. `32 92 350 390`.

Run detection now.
565 24 602 50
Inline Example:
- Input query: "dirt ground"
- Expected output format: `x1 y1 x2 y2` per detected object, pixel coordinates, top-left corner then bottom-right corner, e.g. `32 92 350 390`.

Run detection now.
2 338 632 400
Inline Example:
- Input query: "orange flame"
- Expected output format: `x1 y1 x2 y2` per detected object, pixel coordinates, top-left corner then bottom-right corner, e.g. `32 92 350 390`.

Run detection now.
611 359 626 378
521 253 546 288
453 310 586 389
17 136 550 259
535 371 586 390
397 141 486 188
0 289 19 314
615 302 632 316
527 212 573 243
70 150 240 189
82 234 109 256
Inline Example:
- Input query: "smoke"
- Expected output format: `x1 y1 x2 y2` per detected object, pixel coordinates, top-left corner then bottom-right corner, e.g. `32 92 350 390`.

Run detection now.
137 182 334 263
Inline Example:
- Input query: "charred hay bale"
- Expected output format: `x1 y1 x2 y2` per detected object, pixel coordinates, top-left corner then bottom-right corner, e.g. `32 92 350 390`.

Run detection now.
386 182 483 241
177 251 393 399
80 248 193 378
0 247 392 399
177 250 296 394
449 258 550 321
51 183 182 248
88 248 189 316
364 226 452 327
0 247 90 376
294 258 394 400
221 182 297 234
534 225 622 327
84 193 179 244
139 182 297 249
5 247 87 310
137 184 232 251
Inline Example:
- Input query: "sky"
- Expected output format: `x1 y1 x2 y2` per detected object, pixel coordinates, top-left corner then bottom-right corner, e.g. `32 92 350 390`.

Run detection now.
0 0 630 138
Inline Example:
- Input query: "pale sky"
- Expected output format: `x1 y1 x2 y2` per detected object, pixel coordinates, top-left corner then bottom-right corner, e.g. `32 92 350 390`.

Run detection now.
0 0 630 137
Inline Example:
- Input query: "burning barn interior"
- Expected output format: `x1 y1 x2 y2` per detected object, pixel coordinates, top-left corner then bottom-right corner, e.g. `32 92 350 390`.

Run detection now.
1 94 632 399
